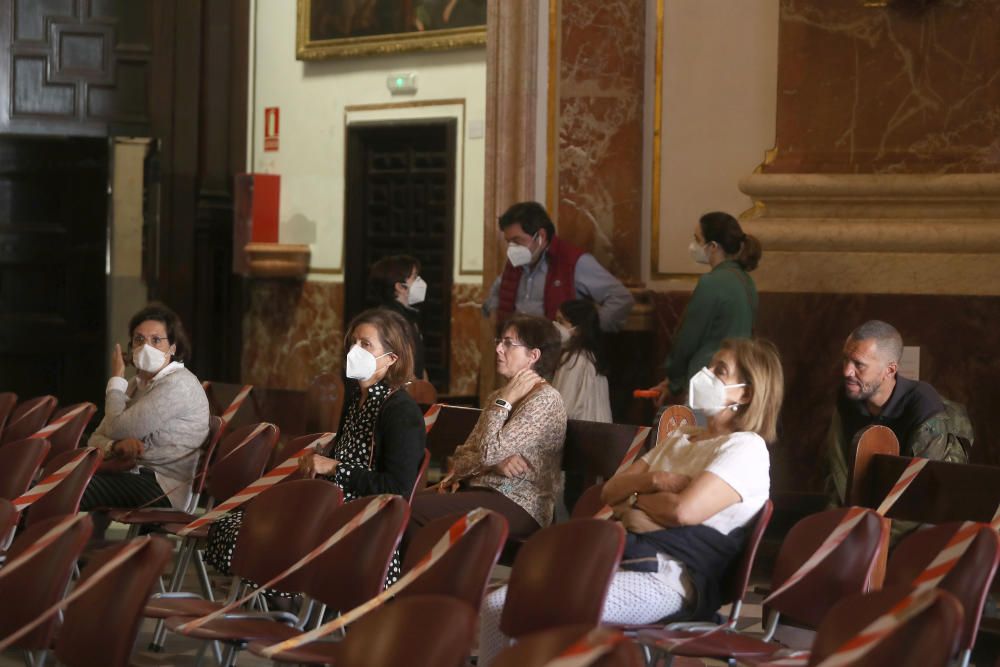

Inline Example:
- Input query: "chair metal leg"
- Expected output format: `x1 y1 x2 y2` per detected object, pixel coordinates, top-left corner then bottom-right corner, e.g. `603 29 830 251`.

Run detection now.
957 648 971 667
193 548 215 601
211 640 224 666
221 643 238 667
149 538 197 651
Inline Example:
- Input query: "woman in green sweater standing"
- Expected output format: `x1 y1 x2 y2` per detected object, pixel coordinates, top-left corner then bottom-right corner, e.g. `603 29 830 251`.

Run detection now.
650 212 762 407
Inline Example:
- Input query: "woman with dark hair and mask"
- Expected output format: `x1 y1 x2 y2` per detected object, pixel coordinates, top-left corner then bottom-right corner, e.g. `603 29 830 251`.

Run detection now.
205 308 426 585
369 254 428 381
552 298 611 423
82 302 210 514
647 212 762 407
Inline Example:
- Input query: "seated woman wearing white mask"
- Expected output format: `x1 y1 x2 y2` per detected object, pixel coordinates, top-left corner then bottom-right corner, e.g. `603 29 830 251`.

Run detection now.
205 308 425 585
82 303 210 514
477 337 783 666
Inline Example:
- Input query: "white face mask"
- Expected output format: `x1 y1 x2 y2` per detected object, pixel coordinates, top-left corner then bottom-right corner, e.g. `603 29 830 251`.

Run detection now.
133 344 170 374
688 367 746 416
407 276 427 306
345 344 392 381
506 233 538 268
553 321 572 344
688 240 710 265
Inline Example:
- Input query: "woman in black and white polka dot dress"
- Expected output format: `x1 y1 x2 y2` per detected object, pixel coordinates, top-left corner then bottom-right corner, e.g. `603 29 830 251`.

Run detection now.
205 308 426 586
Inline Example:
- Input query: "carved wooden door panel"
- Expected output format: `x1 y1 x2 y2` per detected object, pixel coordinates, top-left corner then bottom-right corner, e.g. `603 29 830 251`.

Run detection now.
345 121 456 391
0 136 108 403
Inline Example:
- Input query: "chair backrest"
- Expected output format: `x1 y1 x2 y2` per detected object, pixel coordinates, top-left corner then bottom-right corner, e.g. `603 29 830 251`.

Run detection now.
0 437 51 500
570 481 607 519
206 381 308 438
305 372 345 434
0 395 57 445
0 391 18 439
0 497 19 545
399 510 509 609
408 449 431 504
807 584 963 667
204 422 279 501
563 420 652 489
334 595 476 667
425 405 481 462
25 447 102 528
493 625 645 667
55 536 173 667
766 507 888 629
886 521 1000 653
658 405 696 444
404 379 438 406
719 499 774 618
43 401 97 464
190 415 225 497
303 494 410 611
500 519 626 639
267 431 327 473
848 425 899 506
231 479 346 594
0 514 94 650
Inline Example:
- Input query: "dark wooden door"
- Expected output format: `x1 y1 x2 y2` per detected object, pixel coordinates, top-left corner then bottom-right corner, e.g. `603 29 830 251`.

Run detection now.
0 136 108 403
344 121 456 391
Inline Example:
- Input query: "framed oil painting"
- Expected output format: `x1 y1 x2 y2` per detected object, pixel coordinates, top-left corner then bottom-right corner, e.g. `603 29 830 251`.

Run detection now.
297 0 487 60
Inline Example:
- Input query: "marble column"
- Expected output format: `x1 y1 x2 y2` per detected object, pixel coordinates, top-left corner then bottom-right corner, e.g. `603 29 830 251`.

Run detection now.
480 0 544 400
555 0 646 282
736 0 1000 486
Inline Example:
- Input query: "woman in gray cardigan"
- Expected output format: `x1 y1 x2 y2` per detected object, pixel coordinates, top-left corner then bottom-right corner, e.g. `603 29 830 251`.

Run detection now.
82 303 209 512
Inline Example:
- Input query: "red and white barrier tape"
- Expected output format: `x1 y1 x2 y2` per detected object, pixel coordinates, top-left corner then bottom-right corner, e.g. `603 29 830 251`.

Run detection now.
543 629 628 667
0 514 87 582
30 403 91 439
176 494 394 632
0 537 151 652
875 457 927 516
220 384 253 426
6 399 49 429
594 425 653 520
259 507 489 658
11 447 96 512
650 619 737 654
814 587 941 667
423 403 443 434
763 507 869 605
176 432 334 536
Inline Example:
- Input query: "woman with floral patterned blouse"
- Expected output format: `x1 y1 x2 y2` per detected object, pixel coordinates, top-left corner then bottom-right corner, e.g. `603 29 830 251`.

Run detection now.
407 314 567 541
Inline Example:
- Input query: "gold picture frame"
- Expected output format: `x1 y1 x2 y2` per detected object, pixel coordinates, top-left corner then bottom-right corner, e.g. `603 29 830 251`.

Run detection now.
296 0 487 60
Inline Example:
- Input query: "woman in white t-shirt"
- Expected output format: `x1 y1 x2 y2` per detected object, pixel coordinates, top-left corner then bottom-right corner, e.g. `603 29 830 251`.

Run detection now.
478 337 784 665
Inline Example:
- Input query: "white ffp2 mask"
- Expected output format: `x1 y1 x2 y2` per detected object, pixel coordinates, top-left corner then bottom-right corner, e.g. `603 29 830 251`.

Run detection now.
133 344 169 374
345 344 391 381
688 367 746 415
407 277 427 305
688 240 709 265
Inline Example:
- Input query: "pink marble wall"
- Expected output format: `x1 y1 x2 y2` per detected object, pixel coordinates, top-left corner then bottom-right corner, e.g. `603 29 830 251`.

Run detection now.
769 0 1000 174
242 281 346 390
449 283 484 396
242 279 481 396
556 0 645 281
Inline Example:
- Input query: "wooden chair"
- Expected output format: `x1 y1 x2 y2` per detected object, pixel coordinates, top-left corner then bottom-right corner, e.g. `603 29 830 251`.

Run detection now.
304 372 345 434
493 626 644 667
424 404 481 463
42 401 97 464
639 507 889 665
0 391 18 440
0 395 57 446
24 448 102 529
404 378 438 406
0 438 50 501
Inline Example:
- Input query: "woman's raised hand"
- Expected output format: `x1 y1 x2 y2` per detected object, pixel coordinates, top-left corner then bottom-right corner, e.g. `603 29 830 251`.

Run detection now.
298 452 338 477
493 454 531 478
111 343 126 378
499 368 543 405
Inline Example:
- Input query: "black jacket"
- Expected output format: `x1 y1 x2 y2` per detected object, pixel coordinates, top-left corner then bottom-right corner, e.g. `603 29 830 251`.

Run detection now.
331 383 426 497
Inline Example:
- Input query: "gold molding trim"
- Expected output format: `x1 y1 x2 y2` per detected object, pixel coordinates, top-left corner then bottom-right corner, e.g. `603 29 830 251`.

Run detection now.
308 267 343 275
545 0 559 212
296 0 485 60
649 0 672 279
341 98 481 276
